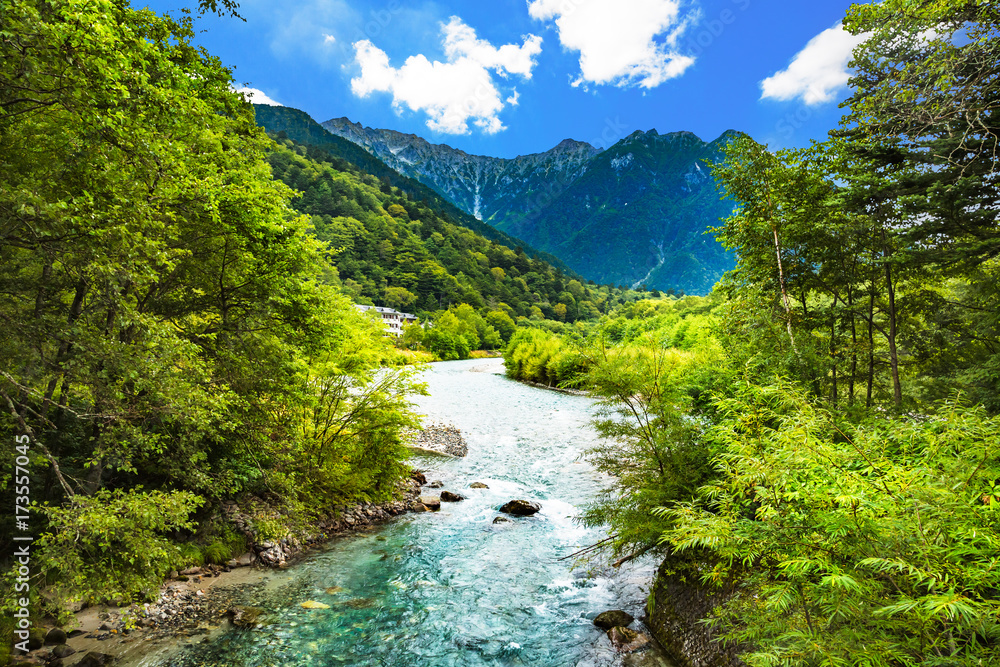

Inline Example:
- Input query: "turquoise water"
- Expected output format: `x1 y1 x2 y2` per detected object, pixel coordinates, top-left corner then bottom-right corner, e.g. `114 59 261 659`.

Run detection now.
135 359 668 667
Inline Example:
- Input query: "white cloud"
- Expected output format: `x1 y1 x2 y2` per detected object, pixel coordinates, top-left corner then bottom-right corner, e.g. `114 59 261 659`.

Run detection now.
350 16 542 135
527 0 696 89
235 87 283 106
760 23 868 105
323 34 336 44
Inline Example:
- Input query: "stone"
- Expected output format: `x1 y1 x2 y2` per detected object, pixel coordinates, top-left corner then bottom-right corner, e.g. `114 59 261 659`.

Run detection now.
75 652 115 667
180 566 202 576
594 610 634 630
499 500 541 516
440 491 464 502
227 606 266 628
418 495 441 510
167 570 179 579
410 471 428 485
299 600 330 609
44 627 67 645
492 516 511 524
410 502 428 512
607 626 650 652
469 482 489 489
235 552 254 567
428 481 444 488
97 623 112 632
51 644 76 659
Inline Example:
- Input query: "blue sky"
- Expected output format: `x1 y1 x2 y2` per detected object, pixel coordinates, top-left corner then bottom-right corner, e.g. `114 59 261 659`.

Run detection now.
143 0 865 158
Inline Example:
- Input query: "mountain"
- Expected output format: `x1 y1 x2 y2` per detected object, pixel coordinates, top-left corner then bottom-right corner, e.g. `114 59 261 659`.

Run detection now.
252 105 571 273
503 129 739 295
320 118 737 295
264 136 642 322
321 117 600 223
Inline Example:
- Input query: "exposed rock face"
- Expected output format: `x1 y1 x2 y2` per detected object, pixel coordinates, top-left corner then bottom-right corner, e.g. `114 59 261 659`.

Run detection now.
646 558 745 667
594 609 634 630
499 500 541 516
322 117 599 225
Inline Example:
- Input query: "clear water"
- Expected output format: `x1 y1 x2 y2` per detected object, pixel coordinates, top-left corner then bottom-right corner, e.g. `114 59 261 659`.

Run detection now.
132 359 670 667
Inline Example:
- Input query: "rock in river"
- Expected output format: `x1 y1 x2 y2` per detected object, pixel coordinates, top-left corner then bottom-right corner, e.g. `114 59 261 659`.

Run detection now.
419 495 442 511
440 491 464 502
593 609 634 630
469 482 489 489
499 500 540 516
76 653 116 667
300 600 330 609
45 627 67 645
607 625 650 652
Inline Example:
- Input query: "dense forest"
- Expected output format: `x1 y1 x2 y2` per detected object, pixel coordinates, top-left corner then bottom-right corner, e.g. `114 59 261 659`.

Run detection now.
506 1 1000 663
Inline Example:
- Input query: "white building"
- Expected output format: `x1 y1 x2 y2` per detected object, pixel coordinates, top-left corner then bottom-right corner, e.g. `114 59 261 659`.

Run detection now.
354 305 417 336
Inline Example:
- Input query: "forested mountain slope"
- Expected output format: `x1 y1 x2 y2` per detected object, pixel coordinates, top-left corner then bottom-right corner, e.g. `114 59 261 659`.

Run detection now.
320 116 737 294
265 138 635 322
253 104 570 272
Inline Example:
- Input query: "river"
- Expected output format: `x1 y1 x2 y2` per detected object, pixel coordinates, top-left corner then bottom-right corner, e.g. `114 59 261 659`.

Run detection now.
130 358 672 667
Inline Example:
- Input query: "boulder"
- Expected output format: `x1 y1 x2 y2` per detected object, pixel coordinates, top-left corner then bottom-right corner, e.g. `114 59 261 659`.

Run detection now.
180 566 202 576
492 516 511 524
440 491 464 502
469 482 489 489
428 481 444 488
418 495 441 511
51 644 76 659
607 626 650 652
234 552 254 567
499 500 541 516
410 470 428 485
75 653 115 667
44 627 67 645
594 609 634 630
410 502 428 512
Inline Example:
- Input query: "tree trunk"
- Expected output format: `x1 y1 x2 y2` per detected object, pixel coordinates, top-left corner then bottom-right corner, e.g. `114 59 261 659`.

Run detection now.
866 283 876 409
848 283 857 405
884 252 902 408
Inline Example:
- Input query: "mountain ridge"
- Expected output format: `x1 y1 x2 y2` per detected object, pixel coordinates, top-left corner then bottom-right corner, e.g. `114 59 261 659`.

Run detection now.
320 115 739 294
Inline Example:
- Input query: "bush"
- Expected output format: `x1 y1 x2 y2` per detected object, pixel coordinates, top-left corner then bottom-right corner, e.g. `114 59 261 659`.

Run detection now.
38 489 204 604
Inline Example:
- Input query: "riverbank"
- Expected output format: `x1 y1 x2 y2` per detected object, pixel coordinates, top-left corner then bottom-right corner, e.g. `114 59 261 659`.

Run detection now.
10 421 475 667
